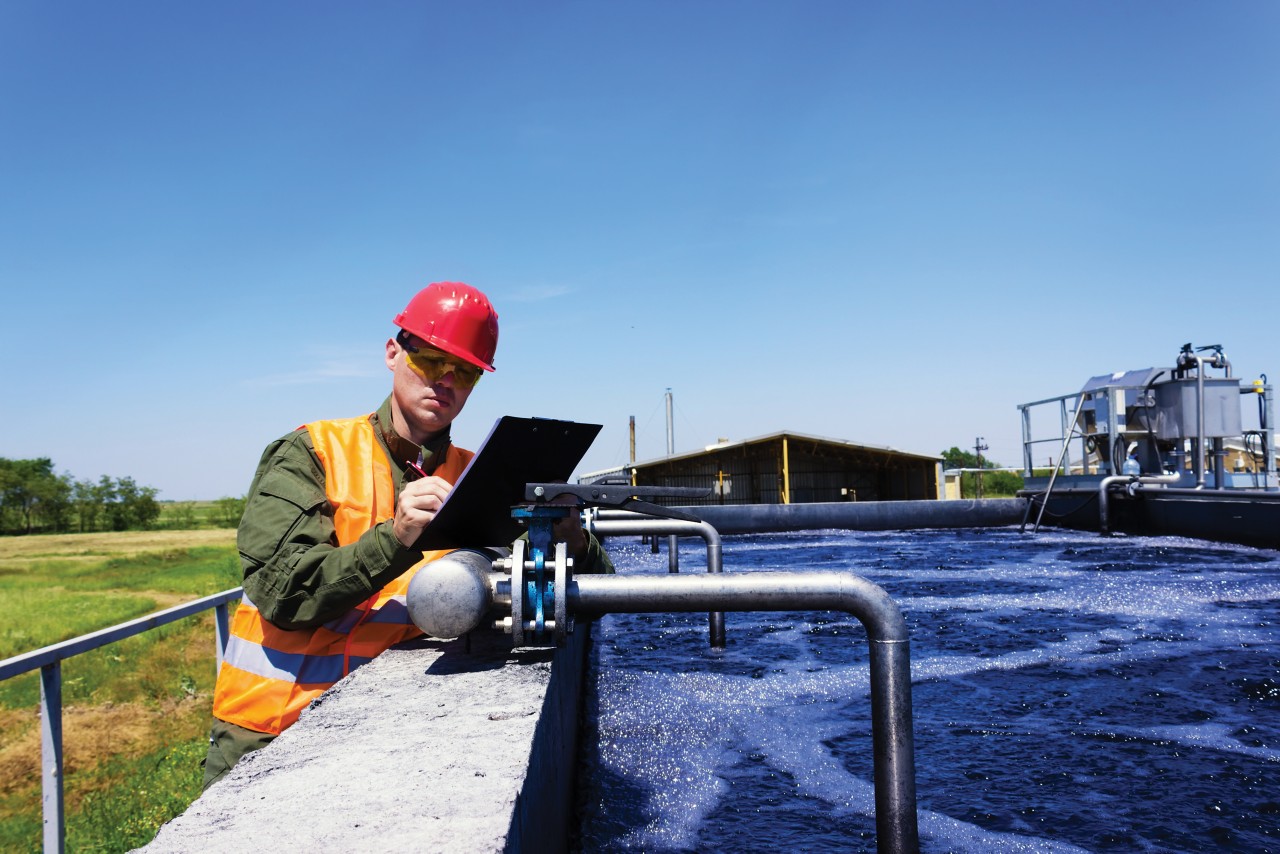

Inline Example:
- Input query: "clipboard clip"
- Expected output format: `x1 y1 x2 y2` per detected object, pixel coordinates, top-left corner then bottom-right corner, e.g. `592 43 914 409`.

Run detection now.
522 483 710 523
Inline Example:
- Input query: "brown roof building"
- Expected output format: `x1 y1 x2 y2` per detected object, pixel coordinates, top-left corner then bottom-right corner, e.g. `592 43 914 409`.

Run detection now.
580 430 941 506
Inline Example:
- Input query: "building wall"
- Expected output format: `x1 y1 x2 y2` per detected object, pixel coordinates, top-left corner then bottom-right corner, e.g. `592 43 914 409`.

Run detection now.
631 438 938 505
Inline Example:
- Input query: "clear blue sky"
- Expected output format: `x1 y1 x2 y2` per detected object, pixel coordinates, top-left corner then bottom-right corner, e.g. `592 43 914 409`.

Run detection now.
2 2 1276 500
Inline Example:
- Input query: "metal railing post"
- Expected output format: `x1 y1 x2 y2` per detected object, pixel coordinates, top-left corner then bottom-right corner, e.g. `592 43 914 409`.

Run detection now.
215 601 231 670
40 663 64 854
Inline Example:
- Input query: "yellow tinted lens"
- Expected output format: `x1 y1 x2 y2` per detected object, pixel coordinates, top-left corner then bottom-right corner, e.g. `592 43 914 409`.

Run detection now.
404 350 482 388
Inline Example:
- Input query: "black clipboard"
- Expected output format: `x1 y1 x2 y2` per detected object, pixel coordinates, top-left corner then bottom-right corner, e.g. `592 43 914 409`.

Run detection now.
413 416 602 550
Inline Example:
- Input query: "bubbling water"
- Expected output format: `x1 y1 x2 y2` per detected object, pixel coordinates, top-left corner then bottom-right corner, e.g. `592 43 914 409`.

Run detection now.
574 527 1280 852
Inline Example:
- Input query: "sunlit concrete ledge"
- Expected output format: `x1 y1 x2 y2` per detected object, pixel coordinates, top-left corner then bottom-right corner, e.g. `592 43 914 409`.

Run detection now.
143 627 591 853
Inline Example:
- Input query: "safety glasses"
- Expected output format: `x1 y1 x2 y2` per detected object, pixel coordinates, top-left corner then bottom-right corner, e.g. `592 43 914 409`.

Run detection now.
398 332 483 388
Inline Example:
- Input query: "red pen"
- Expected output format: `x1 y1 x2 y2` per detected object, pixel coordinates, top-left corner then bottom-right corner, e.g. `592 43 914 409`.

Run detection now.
406 452 427 480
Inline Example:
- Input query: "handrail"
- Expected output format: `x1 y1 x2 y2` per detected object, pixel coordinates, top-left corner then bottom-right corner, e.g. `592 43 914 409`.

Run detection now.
0 587 244 854
1030 393 1087 533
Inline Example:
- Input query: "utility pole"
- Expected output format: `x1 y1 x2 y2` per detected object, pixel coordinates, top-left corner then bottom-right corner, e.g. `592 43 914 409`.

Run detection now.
665 388 674 455
974 437 989 499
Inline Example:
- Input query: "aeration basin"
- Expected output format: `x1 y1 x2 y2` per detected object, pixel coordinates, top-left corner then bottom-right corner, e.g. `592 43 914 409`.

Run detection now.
570 570 919 853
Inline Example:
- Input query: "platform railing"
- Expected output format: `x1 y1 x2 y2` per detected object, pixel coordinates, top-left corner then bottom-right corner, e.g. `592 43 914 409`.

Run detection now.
0 587 243 854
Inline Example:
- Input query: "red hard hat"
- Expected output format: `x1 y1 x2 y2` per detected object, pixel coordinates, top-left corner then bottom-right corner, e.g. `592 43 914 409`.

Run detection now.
393 282 499 372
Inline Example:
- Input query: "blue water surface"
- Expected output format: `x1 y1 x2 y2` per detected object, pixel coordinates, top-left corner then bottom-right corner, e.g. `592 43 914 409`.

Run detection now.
573 527 1280 853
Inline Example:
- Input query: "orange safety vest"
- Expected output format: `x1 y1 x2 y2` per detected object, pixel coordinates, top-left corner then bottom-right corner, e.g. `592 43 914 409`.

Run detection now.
212 415 473 735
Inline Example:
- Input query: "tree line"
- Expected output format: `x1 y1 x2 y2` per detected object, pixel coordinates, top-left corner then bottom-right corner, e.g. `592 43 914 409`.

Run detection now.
940 446 1024 498
0 456 243 535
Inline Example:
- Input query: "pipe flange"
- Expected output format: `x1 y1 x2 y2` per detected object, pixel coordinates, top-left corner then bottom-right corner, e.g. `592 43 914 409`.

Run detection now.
554 541 568 643
510 538 526 646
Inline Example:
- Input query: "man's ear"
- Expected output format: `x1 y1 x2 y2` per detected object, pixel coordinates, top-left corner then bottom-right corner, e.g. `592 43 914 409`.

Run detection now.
385 338 398 372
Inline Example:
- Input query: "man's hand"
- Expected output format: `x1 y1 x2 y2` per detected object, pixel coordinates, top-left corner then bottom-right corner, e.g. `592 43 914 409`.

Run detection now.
394 475 454 547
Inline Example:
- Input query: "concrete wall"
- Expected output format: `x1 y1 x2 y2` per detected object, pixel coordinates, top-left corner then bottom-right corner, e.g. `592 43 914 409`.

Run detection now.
144 627 591 853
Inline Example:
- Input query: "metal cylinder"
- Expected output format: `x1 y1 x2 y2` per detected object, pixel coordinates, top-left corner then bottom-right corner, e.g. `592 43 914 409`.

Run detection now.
406 549 503 640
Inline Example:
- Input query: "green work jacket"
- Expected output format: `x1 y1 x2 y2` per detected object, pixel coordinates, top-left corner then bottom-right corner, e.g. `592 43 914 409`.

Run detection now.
238 397 613 631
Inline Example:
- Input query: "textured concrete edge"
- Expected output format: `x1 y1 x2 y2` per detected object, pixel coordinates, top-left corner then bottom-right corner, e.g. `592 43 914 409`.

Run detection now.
139 625 595 852
507 621 592 853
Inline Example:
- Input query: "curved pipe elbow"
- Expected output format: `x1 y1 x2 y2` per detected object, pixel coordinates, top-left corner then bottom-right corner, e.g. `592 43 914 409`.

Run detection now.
569 571 910 643
1097 475 1137 534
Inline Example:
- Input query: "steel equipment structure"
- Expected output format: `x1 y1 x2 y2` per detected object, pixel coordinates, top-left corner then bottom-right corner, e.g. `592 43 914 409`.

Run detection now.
1018 342 1280 547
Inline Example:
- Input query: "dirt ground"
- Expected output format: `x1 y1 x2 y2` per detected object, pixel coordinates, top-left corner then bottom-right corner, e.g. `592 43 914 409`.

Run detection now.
0 696 210 814
0 528 237 567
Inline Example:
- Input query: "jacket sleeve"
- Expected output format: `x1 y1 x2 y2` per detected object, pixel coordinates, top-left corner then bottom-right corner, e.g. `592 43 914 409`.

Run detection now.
236 431 421 630
579 533 616 574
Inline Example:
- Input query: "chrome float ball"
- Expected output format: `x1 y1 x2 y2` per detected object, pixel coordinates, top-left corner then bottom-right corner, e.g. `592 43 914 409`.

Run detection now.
406 549 501 639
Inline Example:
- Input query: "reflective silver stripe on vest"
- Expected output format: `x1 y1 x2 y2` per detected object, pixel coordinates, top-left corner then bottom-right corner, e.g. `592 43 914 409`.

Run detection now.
221 633 370 685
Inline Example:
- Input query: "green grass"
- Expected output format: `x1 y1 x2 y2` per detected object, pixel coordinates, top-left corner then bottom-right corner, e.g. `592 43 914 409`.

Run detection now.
0 586 158 660
69 738 207 853
60 546 242 593
0 533 240 853
0 736 210 854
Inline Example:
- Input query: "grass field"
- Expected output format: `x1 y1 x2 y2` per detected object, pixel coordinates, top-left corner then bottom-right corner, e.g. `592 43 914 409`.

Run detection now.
0 528 239 853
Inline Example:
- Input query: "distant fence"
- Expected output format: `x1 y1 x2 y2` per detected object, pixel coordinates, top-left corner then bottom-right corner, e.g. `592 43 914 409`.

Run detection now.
0 588 243 854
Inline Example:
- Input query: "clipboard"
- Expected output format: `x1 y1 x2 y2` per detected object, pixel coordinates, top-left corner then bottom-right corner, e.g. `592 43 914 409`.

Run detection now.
413 416 602 550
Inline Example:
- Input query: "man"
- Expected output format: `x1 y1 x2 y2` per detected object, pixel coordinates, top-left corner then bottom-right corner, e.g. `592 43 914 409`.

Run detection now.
204 281 612 788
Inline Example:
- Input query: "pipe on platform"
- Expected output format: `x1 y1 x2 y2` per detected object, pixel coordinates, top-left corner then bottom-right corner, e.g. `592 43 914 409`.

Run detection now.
1098 472 1185 535
678 498 1026 536
570 571 919 854
1178 349 1232 489
587 513 725 648
1096 475 1135 535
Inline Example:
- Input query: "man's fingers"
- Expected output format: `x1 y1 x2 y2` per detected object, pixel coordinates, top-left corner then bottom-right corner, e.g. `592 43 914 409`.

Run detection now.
393 476 453 546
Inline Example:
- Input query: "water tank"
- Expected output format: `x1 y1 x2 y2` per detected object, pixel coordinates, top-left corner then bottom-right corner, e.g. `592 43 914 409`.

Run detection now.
1151 377 1242 439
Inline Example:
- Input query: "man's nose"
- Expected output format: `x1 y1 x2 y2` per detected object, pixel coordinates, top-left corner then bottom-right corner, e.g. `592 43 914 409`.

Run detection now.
435 363 461 386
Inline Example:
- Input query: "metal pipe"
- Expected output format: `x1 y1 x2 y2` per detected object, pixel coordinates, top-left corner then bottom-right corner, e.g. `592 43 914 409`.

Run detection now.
665 390 679 571
1178 349 1230 488
1197 358 1207 487
1265 382 1277 490
589 514 725 648
1096 474 1135 535
1103 386 1120 475
1020 403 1033 476
41 663 64 854
675 499 1026 536
1133 483 1261 499
1100 471 1188 533
570 571 918 854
